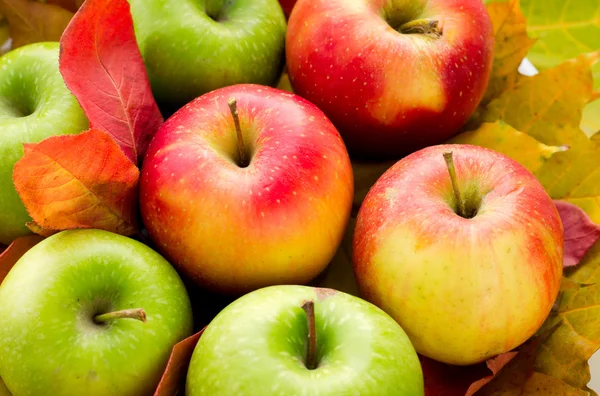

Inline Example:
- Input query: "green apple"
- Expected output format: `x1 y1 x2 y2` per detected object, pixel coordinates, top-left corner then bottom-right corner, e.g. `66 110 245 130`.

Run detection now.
0 42 89 246
129 0 287 108
186 285 424 395
0 229 194 396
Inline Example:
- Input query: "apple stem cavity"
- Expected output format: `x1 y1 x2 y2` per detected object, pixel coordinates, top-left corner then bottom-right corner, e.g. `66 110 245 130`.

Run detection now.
302 300 318 370
399 19 443 38
94 308 147 324
227 98 249 168
443 152 467 218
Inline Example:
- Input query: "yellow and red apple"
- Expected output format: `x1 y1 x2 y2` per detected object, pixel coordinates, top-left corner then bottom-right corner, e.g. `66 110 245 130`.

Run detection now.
140 84 353 295
286 0 494 158
353 144 564 365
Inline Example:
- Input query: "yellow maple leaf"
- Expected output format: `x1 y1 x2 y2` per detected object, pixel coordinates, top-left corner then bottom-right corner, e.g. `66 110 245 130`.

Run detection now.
536 134 600 223
470 50 600 223
475 52 599 146
483 0 537 105
448 121 566 173
534 241 600 392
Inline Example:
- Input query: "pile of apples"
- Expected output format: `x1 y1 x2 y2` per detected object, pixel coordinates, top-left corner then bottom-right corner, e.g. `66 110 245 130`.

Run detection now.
0 0 565 395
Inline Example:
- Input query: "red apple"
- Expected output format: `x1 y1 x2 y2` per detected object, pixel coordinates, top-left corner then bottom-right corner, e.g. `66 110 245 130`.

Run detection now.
353 144 563 365
140 84 354 295
286 0 494 158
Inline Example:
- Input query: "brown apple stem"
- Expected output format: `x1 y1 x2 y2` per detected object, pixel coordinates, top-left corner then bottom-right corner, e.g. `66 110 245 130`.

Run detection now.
302 300 317 370
94 308 147 324
399 19 443 38
227 98 248 167
443 152 467 218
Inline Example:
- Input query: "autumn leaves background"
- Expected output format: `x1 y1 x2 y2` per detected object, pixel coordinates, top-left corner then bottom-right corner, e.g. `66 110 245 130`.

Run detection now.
0 0 599 394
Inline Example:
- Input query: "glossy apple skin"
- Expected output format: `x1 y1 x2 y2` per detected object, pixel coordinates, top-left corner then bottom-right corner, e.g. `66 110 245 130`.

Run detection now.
0 43 88 245
286 0 494 158
140 84 353 295
353 144 564 365
0 229 194 396
186 285 424 395
129 0 286 108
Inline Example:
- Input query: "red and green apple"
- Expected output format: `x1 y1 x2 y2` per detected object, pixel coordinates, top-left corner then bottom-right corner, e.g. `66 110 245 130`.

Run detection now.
286 0 494 158
140 84 354 295
353 144 564 365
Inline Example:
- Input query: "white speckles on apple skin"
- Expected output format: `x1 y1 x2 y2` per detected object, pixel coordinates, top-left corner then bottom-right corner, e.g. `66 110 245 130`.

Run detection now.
353 144 563 365
140 84 354 294
186 285 424 395
287 0 494 157
0 43 89 245
0 229 194 396
128 0 287 107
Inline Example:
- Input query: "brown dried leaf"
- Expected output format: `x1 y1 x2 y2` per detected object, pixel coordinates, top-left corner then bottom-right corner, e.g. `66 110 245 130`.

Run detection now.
0 0 73 49
154 329 204 396
466 353 519 395
46 0 80 12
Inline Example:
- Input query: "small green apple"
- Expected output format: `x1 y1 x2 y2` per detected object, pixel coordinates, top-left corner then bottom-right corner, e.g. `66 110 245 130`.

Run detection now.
186 285 424 395
0 229 194 396
129 0 287 108
0 42 89 245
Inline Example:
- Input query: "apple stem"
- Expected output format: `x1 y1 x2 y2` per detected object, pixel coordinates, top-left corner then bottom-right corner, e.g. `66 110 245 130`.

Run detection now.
302 300 317 370
94 308 147 324
443 152 467 218
399 19 443 38
227 98 249 167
